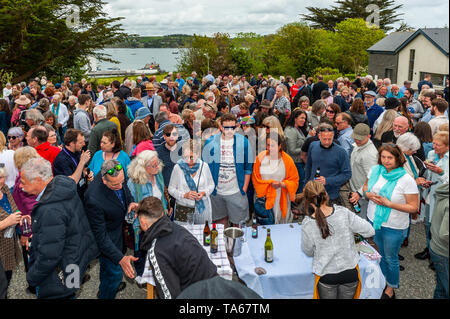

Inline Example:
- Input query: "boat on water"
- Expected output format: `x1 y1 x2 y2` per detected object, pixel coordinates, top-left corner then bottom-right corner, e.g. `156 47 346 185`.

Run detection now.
172 51 179 54
87 62 161 78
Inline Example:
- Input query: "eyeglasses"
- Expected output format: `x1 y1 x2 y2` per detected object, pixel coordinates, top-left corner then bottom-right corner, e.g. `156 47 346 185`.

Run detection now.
8 136 18 140
325 109 336 114
103 164 123 176
223 126 236 131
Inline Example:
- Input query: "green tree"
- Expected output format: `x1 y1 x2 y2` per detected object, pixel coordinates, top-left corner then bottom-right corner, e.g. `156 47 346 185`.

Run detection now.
334 18 386 74
0 0 126 85
268 23 333 78
301 0 404 32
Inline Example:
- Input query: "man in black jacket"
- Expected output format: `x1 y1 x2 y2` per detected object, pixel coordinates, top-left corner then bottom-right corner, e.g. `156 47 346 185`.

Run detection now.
135 197 218 299
311 76 328 104
84 159 138 299
20 157 98 299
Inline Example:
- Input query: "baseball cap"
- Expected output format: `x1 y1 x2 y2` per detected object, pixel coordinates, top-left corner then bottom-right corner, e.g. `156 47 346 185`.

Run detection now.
352 123 371 140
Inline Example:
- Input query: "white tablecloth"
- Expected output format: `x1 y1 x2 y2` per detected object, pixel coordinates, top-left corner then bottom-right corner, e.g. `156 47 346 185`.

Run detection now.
233 223 386 299
136 223 233 286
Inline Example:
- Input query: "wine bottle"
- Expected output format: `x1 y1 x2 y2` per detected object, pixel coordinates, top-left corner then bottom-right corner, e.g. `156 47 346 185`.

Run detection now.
210 223 218 254
251 218 258 239
264 229 273 263
203 221 211 246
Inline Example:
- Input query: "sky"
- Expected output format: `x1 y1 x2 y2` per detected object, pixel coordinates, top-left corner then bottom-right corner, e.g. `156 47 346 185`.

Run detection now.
103 0 450 36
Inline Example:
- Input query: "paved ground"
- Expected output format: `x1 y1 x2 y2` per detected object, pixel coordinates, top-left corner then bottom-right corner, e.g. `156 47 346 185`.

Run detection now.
7 221 435 299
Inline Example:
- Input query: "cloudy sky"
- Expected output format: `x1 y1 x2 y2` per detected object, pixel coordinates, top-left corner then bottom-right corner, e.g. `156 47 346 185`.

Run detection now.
103 0 449 36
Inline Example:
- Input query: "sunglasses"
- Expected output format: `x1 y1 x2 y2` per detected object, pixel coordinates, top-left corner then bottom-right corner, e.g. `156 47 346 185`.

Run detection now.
319 127 334 133
223 126 236 131
103 164 123 176
164 132 179 137
8 136 18 140
326 109 336 114
264 125 272 129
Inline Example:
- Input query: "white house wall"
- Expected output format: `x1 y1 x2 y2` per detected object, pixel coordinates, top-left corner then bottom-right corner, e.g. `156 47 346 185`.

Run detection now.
397 33 449 88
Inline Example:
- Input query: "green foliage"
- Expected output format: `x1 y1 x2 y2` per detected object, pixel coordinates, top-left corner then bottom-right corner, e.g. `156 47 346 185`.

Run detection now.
333 18 386 74
0 0 127 85
313 67 343 83
302 0 404 32
110 34 194 48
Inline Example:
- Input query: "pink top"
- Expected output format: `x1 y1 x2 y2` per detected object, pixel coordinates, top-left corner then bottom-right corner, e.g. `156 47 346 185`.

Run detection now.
131 140 155 157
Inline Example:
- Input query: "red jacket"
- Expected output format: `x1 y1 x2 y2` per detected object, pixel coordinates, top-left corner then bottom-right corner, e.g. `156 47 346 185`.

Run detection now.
35 142 61 165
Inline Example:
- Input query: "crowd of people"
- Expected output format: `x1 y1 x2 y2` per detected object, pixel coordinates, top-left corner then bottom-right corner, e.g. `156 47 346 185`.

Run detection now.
0 70 448 300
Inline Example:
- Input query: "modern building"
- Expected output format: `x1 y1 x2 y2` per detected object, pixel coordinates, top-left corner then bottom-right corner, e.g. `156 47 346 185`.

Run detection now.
367 28 449 89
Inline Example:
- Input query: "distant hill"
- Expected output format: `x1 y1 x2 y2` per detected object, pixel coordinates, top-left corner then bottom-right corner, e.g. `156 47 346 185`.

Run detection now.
108 34 194 48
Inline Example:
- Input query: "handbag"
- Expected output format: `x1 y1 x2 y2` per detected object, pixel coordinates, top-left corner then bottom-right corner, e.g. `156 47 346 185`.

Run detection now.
254 197 275 225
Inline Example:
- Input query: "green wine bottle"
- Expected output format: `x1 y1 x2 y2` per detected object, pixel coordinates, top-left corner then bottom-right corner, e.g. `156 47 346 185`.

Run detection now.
265 228 273 263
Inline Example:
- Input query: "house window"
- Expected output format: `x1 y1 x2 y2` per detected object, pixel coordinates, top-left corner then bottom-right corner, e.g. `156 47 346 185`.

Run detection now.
385 68 394 80
420 72 446 87
408 49 415 81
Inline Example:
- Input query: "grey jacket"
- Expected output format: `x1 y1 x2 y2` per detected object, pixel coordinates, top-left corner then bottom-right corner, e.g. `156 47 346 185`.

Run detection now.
306 111 320 129
73 108 92 141
349 140 378 194
301 205 375 277
141 94 163 116
430 183 449 258
284 126 307 163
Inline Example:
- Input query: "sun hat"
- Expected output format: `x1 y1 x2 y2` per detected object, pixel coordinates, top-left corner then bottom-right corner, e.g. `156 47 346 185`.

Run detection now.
144 83 155 91
15 95 31 105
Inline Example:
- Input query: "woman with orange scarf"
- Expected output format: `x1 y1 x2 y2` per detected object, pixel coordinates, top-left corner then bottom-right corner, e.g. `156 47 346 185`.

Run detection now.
252 132 299 224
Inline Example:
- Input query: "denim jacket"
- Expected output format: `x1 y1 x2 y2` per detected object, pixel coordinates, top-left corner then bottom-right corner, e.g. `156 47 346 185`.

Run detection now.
202 133 254 196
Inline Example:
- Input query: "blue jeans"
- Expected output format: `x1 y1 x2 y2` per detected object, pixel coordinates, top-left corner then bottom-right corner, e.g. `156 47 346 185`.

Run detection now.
429 247 449 299
371 222 408 289
99 255 123 299
295 162 305 194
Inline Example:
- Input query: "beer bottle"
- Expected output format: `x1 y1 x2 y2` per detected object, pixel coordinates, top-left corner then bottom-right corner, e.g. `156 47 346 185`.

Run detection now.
265 229 273 263
251 218 258 239
314 167 321 180
210 223 218 254
349 193 361 214
203 221 211 246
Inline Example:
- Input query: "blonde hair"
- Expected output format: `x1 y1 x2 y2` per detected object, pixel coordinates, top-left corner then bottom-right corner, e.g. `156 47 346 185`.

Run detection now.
376 98 385 107
14 146 40 170
374 110 397 140
439 123 449 132
433 131 449 147
0 132 6 152
127 150 163 185
182 109 194 122
262 116 285 138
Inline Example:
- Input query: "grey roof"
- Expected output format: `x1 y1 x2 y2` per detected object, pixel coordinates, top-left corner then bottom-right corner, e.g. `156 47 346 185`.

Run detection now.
367 32 414 53
367 28 449 56
421 28 449 54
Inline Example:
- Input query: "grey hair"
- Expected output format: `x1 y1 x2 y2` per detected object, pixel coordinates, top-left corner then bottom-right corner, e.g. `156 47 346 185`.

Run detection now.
155 111 168 124
25 109 45 123
8 126 24 138
93 105 107 119
127 150 163 185
38 97 50 108
396 132 421 152
101 159 121 178
21 157 53 182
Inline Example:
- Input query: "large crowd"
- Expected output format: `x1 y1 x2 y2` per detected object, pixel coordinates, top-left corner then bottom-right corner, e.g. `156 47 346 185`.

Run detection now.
0 70 448 300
